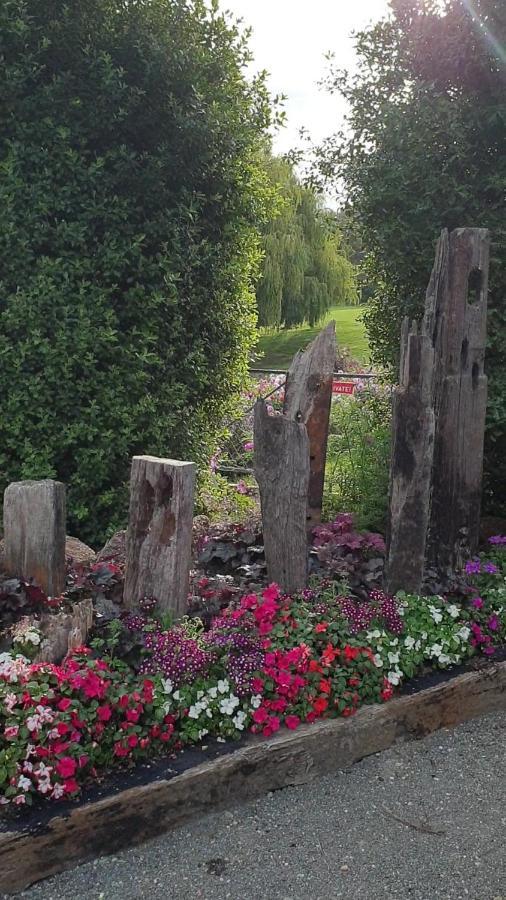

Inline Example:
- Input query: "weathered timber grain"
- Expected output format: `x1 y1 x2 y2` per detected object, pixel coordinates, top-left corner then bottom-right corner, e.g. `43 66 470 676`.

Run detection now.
386 228 489 590
283 321 336 528
3 480 66 596
386 319 435 594
425 228 489 575
123 456 196 616
254 400 309 592
1 663 505 894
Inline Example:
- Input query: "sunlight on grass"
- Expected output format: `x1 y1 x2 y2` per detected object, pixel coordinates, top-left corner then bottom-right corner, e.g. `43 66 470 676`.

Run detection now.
254 306 369 370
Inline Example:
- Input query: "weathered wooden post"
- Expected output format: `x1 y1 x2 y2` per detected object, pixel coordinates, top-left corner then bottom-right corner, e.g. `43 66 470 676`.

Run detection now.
283 321 336 530
3 479 66 596
254 400 309 593
385 320 435 594
124 455 196 616
386 228 489 592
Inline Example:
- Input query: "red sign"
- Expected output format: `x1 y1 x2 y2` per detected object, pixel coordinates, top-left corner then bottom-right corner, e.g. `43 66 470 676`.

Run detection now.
332 380 356 395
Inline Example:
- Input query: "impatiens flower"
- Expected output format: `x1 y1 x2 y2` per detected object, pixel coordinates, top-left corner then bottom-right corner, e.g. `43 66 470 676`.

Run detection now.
56 757 77 779
4 725 19 740
285 715 301 730
446 604 461 619
252 707 268 725
63 779 79 794
313 697 328 714
488 614 499 632
57 698 72 712
472 597 484 609
314 622 328 634
97 704 112 722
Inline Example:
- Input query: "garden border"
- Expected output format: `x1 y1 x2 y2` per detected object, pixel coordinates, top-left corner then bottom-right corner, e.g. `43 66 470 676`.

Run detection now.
1 661 506 894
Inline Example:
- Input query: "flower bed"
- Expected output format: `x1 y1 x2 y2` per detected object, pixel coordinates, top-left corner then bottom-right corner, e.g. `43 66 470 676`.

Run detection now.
1 535 504 809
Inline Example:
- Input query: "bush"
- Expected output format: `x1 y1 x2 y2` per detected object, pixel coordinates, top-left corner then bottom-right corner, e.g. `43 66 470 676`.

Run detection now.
323 386 392 533
0 0 275 544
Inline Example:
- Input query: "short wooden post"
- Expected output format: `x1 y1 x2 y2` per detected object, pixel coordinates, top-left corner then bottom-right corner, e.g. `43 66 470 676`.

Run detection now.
124 455 196 616
3 479 66 596
283 321 336 529
254 400 309 593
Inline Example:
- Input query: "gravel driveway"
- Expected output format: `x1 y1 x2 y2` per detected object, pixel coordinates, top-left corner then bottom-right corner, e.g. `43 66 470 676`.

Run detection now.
16 711 506 900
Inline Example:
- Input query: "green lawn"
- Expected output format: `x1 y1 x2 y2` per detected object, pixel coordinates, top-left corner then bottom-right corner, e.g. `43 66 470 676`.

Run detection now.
254 306 369 370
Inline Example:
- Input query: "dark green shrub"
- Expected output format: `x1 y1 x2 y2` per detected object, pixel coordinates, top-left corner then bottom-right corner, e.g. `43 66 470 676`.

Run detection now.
0 0 275 544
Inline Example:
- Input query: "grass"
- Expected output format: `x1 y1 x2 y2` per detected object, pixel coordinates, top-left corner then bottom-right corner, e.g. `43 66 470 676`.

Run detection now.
254 306 369 370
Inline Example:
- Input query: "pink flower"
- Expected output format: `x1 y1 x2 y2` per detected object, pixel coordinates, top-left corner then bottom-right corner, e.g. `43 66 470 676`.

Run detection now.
252 707 268 725
63 779 79 795
285 715 301 730
4 725 19 740
262 584 280 603
472 597 484 609
243 441 254 451
97 704 112 722
488 614 499 632
57 698 72 712
56 757 77 779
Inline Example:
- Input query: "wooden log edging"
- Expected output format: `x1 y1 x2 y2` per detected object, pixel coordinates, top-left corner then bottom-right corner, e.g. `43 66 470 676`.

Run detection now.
1 662 506 894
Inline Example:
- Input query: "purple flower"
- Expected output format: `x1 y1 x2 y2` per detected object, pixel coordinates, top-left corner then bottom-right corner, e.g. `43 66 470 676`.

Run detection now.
488 535 506 545
488 614 499 632
465 559 481 575
483 562 499 574
243 441 254 452
472 597 484 609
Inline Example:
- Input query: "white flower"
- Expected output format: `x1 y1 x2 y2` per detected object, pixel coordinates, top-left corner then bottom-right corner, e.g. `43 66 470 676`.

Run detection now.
207 687 218 699
17 776 32 792
24 631 41 645
172 690 182 701
188 706 200 719
219 695 240 716
196 690 204 700
26 715 41 732
373 654 383 668
429 605 443 624
429 643 443 658
366 630 382 640
37 779 52 795
447 604 460 619
216 737 226 743
233 712 246 731
389 638 399 647
217 679 230 695
456 626 470 642
52 783 65 799
421 631 428 640
388 651 400 665
197 729 209 740
438 654 451 665
387 671 401 686
162 678 173 694
404 636 416 650
206 708 213 718
250 694 262 709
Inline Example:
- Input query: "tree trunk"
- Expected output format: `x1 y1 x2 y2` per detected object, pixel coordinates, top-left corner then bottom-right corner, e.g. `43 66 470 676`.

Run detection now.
3 480 66 596
254 400 309 593
124 456 196 617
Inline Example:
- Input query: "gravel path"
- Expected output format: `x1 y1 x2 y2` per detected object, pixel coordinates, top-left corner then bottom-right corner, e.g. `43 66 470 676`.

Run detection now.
17 711 506 900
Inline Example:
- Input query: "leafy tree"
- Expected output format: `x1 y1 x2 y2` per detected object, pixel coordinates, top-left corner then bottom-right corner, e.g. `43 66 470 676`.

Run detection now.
0 0 276 544
318 0 506 514
256 157 357 328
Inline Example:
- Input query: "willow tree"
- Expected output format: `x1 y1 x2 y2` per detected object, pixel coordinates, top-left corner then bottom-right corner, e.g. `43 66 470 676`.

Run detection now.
256 157 357 328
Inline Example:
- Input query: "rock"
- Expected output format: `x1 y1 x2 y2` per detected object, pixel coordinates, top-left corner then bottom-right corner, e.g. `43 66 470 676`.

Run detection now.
96 531 127 568
65 536 96 566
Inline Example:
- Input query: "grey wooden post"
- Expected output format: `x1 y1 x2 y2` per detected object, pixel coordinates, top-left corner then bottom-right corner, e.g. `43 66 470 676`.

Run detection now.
3 479 66 596
124 455 196 616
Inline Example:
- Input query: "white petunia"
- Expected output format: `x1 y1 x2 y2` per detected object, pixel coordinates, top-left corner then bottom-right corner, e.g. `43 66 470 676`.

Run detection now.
387 671 401 686
404 636 416 650
429 605 443 624
207 687 218 699
373 654 383 668
188 706 200 719
456 626 470 642
162 678 173 694
429 643 443 658
438 654 451 665
217 679 230 694
250 694 262 709
388 651 400 665
447 604 461 619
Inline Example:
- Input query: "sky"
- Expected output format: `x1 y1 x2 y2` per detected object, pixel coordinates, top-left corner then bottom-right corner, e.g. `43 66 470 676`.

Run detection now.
219 0 390 155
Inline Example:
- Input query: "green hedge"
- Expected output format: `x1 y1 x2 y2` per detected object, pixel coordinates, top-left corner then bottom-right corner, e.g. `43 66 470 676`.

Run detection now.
0 0 275 544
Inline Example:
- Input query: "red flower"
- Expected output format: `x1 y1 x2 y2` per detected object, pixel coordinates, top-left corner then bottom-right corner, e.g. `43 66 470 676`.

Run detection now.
150 724 161 738
251 677 264 693
56 721 70 736
319 678 332 695
140 738 150 750
63 779 79 794
56 757 77 779
348 677 360 688
314 622 328 634
309 660 323 673
343 645 360 661
284 715 301 730
52 741 70 755
321 644 339 665
57 698 72 712
126 708 140 723
313 697 328 715
127 734 138 748
118 694 129 709
97 704 112 722
160 729 172 742
381 687 393 702
252 707 269 725
114 742 129 757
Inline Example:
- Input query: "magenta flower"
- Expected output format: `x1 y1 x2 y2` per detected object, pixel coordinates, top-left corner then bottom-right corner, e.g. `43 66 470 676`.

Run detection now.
243 441 254 452
471 597 484 609
488 614 499 632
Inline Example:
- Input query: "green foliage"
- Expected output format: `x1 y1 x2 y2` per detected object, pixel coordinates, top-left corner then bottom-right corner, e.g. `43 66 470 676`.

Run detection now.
256 157 357 328
0 0 276 544
318 0 506 514
324 387 392 533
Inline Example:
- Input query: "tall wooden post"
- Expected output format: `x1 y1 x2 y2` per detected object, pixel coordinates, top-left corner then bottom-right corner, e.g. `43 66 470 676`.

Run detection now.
254 400 309 593
386 228 489 592
124 456 196 616
283 321 336 530
3 479 66 596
